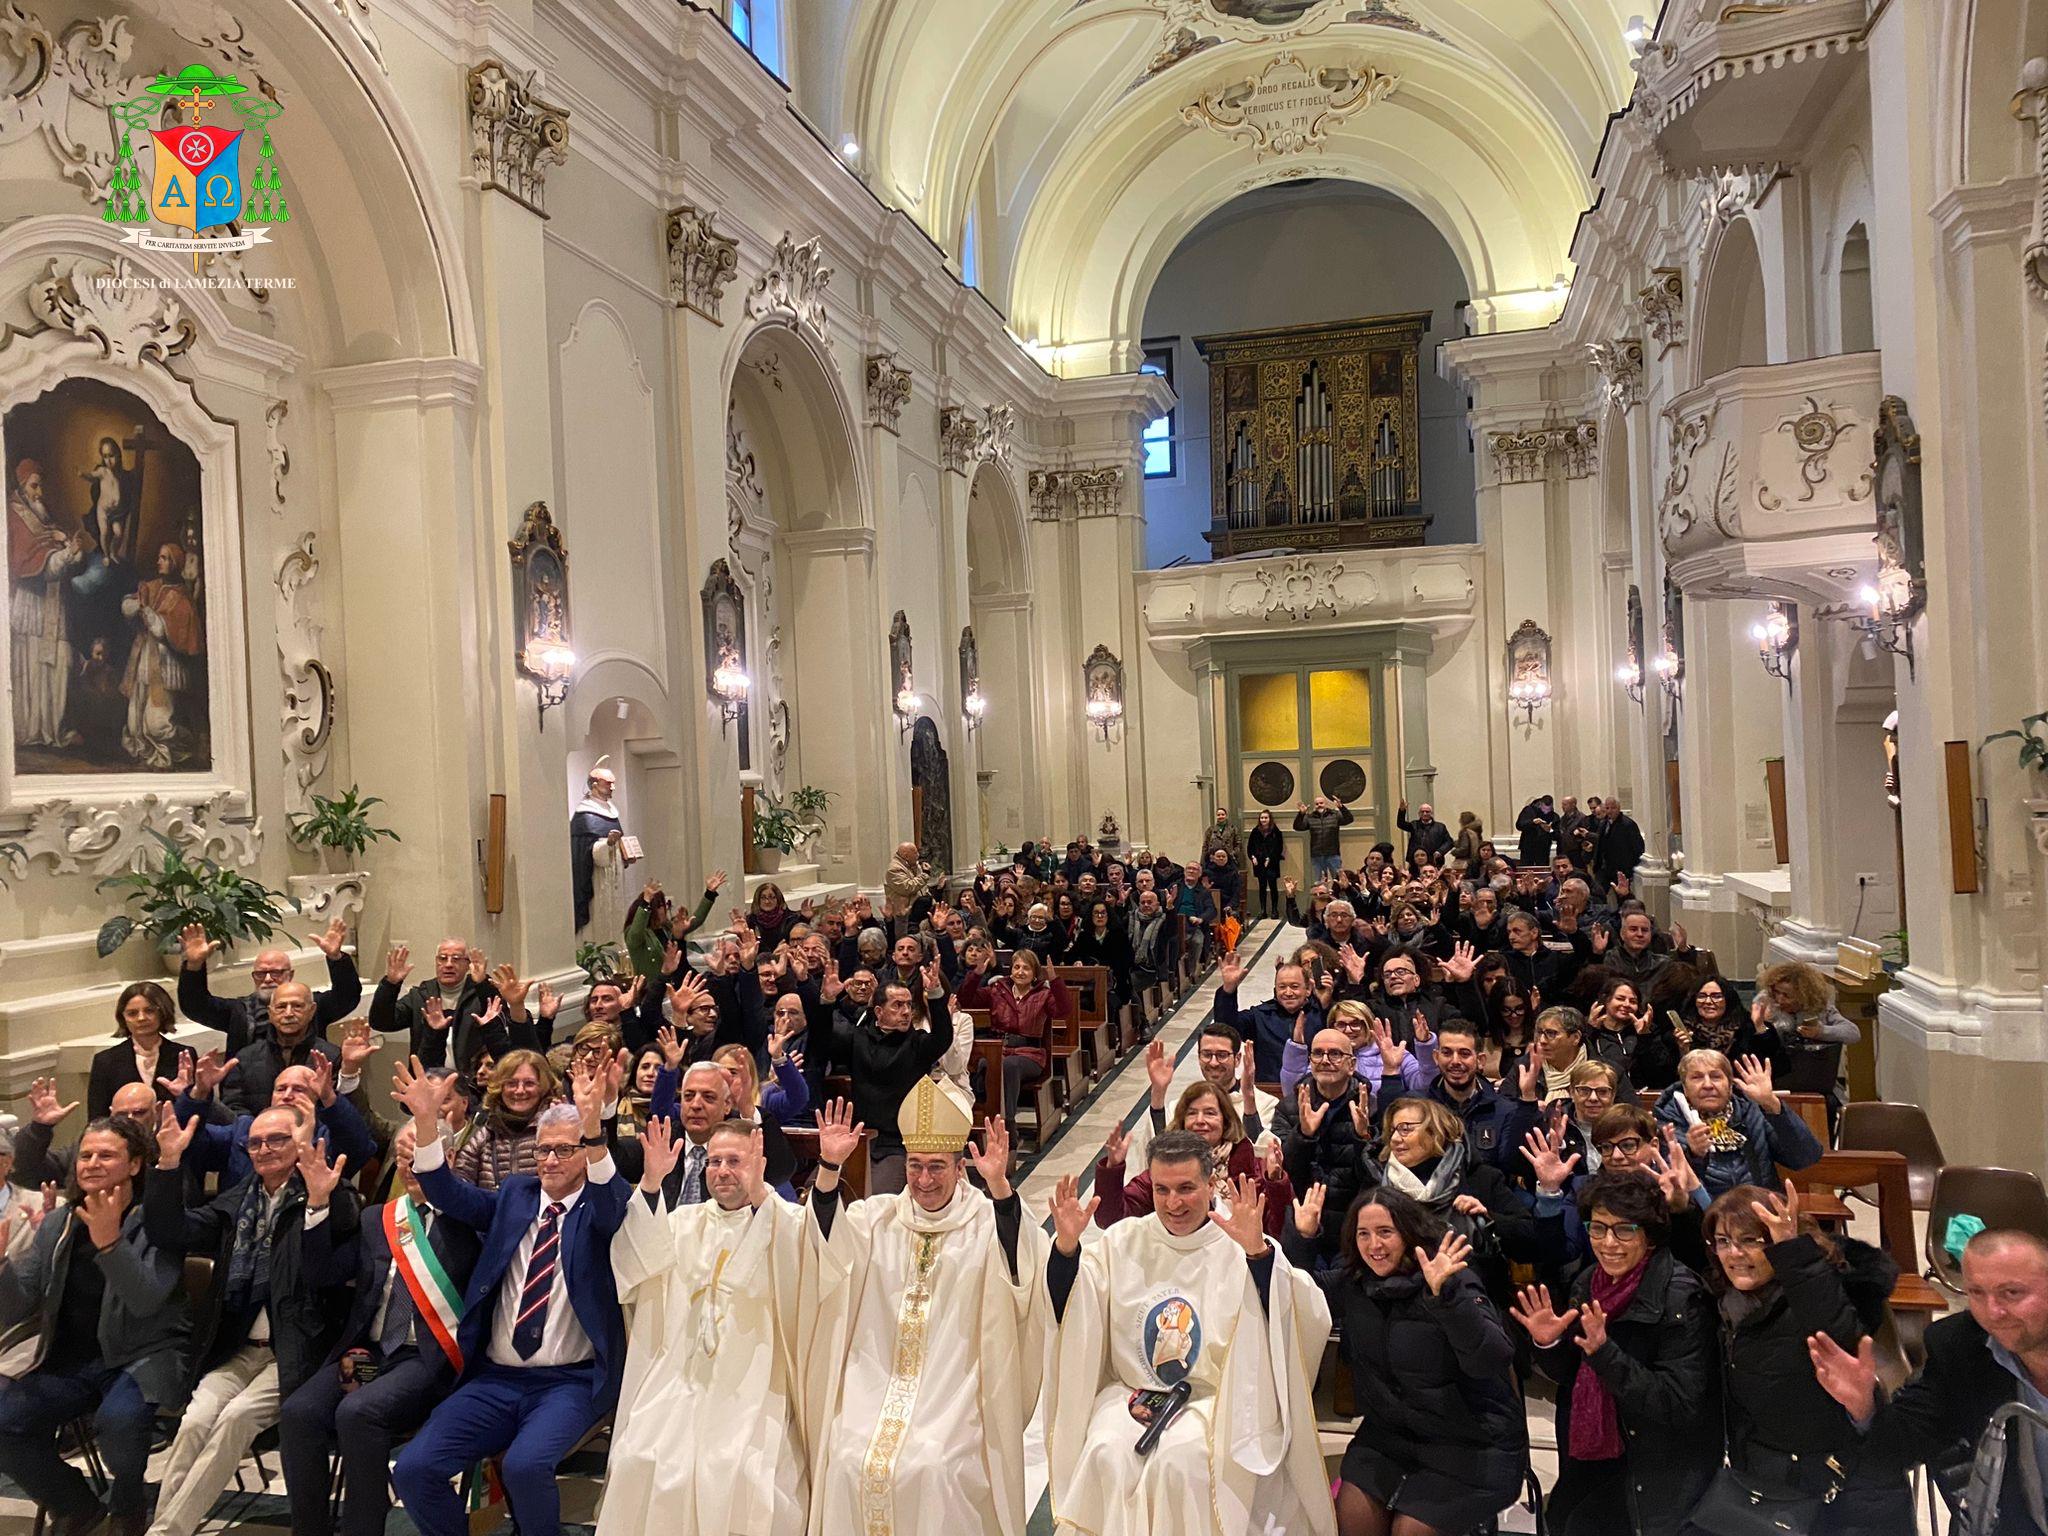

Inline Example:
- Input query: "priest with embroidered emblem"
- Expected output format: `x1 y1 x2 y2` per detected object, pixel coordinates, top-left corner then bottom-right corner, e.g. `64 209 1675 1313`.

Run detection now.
570 757 635 937
1044 1131 1336 1536
597 1117 806 1535
798 1087 1047 1536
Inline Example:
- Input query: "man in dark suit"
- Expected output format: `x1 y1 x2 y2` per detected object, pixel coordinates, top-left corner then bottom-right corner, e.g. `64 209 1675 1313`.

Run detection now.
390 1055 627 1536
1811 1227 2048 1534
1591 797 1646 894
365 941 511 1088
277 1122 482 1536
175 918 362 1058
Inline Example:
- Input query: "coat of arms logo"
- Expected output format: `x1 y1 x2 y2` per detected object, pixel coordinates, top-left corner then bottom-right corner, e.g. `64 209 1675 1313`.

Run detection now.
100 65 289 268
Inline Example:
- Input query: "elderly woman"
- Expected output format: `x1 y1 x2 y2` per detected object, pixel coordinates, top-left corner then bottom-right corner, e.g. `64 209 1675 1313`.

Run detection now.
1754 960 1858 1106
448 1048 559 1190
1651 1048 1823 1199
1369 1098 1532 1271
1511 1170 1720 1535
1094 1079 1291 1235
956 948 1070 1128
744 881 798 947
1287 1187 1525 1536
89 981 198 1121
1698 1182 1912 1531
1012 902 1065 962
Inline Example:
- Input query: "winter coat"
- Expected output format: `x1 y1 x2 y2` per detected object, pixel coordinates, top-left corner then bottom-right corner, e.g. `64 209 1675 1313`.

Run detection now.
1295 803 1355 859
1396 807 1455 865
1651 1083 1825 1197
954 971 1070 1073
1247 824 1285 877
1532 1246 1722 1536
1515 799 1557 866
1274 1077 1374 1265
1427 1075 1542 1173
1220 990 1322 1083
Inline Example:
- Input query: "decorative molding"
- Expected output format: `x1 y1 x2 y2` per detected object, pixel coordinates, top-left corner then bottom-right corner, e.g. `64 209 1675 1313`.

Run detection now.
939 406 978 475
466 60 569 217
264 399 289 513
0 8 149 205
975 402 1017 466
725 410 762 504
1659 404 1734 553
315 356 483 413
287 870 368 927
865 354 912 434
325 0 383 68
1756 395 1869 510
1181 51 1398 161
1072 465 1127 518
1123 0 1445 86
29 254 194 366
275 533 333 818
5 791 261 877
1638 267 1687 354
1028 469 1065 522
1223 555 1371 622
1140 545 1478 645
744 233 833 350
1487 420 1597 484
2016 59 2048 437
664 204 739 322
1696 163 1782 233
1587 338 1646 412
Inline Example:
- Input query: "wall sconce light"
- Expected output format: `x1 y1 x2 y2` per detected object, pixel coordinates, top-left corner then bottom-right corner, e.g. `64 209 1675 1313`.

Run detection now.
1505 619 1553 723
711 646 751 734
1834 394 1925 679
1651 643 1683 703
895 685 922 736
509 500 575 727
890 610 918 737
959 626 985 736
1618 583 1646 706
1083 643 1125 746
1751 602 1796 682
964 688 988 732
1616 657 1644 706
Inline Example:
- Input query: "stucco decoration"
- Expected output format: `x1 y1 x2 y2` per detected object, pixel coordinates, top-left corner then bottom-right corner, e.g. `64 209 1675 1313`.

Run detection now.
666 205 740 322
466 60 569 217
1181 51 1398 160
865 354 912 433
29 255 194 365
744 234 833 352
274 533 333 818
265 399 289 512
1222 556 1380 622
0 7 148 203
6 789 260 876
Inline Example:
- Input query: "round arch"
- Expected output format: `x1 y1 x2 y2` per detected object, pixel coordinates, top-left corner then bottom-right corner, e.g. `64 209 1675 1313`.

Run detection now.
1695 217 1770 381
966 461 1031 596
724 320 869 531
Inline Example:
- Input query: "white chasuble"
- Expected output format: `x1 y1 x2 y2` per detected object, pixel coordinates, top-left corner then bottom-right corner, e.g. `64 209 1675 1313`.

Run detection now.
798 1185 1049 1536
1045 1217 1335 1536
597 1194 807 1536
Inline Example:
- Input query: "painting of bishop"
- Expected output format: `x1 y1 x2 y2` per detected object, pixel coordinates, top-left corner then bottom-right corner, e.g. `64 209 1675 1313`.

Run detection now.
4 376 210 774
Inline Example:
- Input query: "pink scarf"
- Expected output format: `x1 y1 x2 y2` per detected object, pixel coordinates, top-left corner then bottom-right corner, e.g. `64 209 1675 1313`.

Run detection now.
1567 1255 1649 1461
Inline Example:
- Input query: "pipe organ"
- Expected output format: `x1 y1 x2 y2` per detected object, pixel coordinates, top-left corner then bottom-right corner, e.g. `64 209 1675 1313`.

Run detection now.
1197 313 1430 556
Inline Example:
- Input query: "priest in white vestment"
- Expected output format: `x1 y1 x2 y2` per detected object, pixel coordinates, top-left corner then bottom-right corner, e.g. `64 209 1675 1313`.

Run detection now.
1045 1130 1336 1536
798 1085 1048 1536
598 1119 807 1536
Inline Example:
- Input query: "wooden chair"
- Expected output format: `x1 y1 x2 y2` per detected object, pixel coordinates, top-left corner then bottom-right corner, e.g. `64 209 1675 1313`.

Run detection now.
1924 1164 2048 1294
1838 1101 1947 1210
1781 1150 1946 1323
782 1125 874 1199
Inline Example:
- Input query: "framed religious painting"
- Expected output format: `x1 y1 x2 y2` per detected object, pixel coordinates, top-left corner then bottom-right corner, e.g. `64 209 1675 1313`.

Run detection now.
508 501 574 720
701 557 751 770
0 323 250 811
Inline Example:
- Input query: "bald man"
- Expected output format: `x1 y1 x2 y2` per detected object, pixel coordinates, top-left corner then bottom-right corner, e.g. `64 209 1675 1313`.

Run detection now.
10 1077 159 1191
177 917 361 1058
173 1058 374 1188
220 981 344 1117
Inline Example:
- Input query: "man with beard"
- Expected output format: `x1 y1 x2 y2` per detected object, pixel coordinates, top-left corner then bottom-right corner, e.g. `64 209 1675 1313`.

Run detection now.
1425 1019 1540 1171
0 1115 181 1536
601 1119 806 1534
823 965 954 1195
1127 1026 1273 1167
800 1092 1045 1536
1273 1028 1378 1267
7 457 84 749
176 918 363 1058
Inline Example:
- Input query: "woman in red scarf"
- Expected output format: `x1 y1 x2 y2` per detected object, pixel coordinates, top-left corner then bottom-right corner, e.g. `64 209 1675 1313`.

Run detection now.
954 947 1069 1128
1510 1170 1721 1535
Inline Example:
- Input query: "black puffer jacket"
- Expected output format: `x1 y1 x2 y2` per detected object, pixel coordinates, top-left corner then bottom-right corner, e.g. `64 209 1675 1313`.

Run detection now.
1533 1246 1721 1536
1717 1233 1914 1527
1302 1262 1526 1489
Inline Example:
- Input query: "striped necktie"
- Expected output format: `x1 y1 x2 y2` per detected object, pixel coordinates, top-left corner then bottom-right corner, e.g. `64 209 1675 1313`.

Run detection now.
510 1201 565 1360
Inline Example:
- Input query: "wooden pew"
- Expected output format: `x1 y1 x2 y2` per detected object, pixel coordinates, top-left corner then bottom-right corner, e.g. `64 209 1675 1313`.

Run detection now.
1056 964 1117 1081
1048 979 1087 1106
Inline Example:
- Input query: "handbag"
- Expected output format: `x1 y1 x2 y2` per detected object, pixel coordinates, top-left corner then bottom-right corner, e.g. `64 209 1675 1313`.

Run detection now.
1687 1457 1845 1536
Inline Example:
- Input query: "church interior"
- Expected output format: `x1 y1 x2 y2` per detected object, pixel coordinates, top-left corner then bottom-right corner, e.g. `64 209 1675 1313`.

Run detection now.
2 0 2048 1532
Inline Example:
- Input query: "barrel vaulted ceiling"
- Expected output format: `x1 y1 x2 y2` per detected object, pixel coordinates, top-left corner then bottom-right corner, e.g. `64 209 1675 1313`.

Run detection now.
796 0 1640 376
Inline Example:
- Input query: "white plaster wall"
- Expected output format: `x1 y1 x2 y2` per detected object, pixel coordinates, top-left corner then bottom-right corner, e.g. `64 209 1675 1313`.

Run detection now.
1138 181 1479 566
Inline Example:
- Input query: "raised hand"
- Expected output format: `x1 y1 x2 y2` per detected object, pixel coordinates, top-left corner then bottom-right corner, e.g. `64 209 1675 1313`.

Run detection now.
192 1048 236 1101
968 1115 1012 1200
179 922 220 971
1348 1094 1373 1139
570 1054 606 1132
1589 924 1610 956
1296 1083 1329 1137
1213 1174 1268 1255
298 1142 348 1209
390 1055 444 1130
656 1022 686 1072
1442 940 1479 984
1260 1137 1286 1181
1509 1283 1581 1348
921 958 945 997
1145 1039 1174 1105
1370 1018 1407 1074
1292 1182 1326 1238
1669 921 1688 951
316 917 349 960
1339 946 1367 986
155 1102 199 1166
1806 1332 1881 1422
537 981 561 1020
1050 1173 1099 1256
817 1098 863 1167
306 1049 337 1106
79 1186 125 1250
421 996 451 1034
1282 877 1297 898
1101 1124 1130 1169
618 974 646 1012
26 1077 78 1127
1516 1049 1544 1103
605 1046 630 1105
384 944 412 986
1750 1178 1803 1245
1418 1230 1472 1295
1732 1054 1782 1116
820 959 844 1003
1239 1042 1258 1110
490 964 531 1013
1521 1124 1581 1193
467 947 488 985
705 869 729 895
638 1116 680 1192
1751 993 1774 1029
1576 1298 1611 1355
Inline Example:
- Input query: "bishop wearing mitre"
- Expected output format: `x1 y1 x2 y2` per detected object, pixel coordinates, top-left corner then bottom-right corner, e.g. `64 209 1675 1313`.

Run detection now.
798 1087 1048 1536
1044 1130 1336 1536
597 1118 807 1536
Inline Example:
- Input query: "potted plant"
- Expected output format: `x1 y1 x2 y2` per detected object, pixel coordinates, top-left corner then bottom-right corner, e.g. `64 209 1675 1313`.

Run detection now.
286 785 398 926
753 785 832 873
575 940 621 984
96 834 299 968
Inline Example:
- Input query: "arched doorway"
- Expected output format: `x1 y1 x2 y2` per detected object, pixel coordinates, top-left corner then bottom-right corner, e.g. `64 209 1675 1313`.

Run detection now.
910 716 952 874
966 461 1037 855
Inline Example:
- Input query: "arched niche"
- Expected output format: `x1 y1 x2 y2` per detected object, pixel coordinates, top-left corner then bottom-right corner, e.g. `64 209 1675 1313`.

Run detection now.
1696 217 1770 381
717 321 884 886
1838 223 1875 355
966 460 1037 853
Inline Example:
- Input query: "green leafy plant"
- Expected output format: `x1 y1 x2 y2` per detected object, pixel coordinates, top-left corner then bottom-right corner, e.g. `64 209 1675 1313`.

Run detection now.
575 940 621 984
96 835 299 958
288 785 400 861
753 785 831 855
1985 712 2048 775
1881 927 1909 967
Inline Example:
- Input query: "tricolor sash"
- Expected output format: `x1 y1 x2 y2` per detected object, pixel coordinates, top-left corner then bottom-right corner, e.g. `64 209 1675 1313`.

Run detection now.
384 1195 464 1372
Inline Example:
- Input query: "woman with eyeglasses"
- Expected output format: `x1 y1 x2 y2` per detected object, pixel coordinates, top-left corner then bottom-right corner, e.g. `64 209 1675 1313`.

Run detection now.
448 1048 560 1190
1696 1182 1913 1532
1284 1187 1526 1536
1531 1005 1591 1104
1094 1079 1291 1235
1510 1169 1720 1536
1651 1048 1824 1199
1679 976 1782 1075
